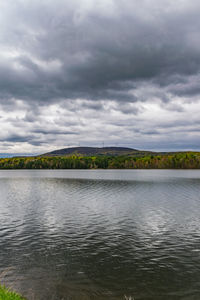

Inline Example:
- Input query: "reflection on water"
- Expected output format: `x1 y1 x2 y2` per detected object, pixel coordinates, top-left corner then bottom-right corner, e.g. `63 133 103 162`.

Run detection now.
0 170 200 299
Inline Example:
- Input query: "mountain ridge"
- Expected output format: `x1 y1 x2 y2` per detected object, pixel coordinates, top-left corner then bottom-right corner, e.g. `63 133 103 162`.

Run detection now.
42 146 152 157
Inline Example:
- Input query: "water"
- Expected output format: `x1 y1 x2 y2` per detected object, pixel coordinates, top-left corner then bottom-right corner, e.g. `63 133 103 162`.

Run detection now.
0 170 200 299
0 153 34 158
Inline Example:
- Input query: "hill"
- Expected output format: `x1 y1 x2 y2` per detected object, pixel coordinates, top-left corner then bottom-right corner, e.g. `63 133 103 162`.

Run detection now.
42 146 153 157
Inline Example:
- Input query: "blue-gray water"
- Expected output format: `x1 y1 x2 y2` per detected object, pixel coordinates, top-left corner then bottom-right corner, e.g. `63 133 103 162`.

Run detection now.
0 153 34 158
0 170 200 300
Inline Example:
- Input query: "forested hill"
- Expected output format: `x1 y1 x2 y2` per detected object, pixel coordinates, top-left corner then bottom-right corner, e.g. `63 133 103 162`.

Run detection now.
43 146 153 157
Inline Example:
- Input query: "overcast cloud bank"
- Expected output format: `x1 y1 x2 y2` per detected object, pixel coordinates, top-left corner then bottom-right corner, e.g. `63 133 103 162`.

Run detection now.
0 0 200 153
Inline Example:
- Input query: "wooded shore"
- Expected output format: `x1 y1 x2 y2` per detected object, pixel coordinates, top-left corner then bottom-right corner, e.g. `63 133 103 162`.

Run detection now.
0 152 200 169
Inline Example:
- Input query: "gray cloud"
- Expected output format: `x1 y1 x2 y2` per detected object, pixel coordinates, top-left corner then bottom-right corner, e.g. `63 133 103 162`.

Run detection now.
1 0 200 102
0 0 200 152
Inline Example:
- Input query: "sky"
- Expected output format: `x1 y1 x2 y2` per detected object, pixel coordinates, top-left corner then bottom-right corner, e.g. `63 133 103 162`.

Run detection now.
0 0 200 154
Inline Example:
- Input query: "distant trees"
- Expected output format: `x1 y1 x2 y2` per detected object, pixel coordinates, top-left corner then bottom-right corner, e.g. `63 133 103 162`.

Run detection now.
0 152 200 169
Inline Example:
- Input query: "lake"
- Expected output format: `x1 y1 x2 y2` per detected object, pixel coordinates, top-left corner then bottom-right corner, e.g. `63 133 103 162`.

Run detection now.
0 170 200 299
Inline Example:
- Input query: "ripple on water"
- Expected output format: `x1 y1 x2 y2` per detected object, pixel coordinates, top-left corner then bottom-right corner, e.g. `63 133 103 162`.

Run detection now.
0 170 200 299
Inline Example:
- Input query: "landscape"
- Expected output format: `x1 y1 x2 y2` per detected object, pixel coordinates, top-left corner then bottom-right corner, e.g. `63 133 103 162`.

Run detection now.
0 147 200 169
1 1 200 300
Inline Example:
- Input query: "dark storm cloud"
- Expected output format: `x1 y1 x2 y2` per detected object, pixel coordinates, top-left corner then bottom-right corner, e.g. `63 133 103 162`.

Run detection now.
0 0 200 104
0 0 200 152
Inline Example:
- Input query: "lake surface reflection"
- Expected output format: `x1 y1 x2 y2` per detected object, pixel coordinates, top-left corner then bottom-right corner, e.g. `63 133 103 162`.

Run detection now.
0 170 200 299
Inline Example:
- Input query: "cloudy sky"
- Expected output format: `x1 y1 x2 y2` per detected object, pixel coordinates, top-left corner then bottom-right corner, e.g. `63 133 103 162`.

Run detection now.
0 0 200 153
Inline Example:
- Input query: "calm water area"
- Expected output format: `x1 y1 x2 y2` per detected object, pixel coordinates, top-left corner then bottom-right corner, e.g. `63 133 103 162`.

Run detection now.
0 170 200 299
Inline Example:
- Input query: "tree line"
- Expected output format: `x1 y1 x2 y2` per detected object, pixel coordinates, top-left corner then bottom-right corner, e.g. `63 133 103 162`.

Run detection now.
0 152 200 169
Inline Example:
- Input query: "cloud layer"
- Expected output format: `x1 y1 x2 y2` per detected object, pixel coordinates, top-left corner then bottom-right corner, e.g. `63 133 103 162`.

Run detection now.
0 0 200 153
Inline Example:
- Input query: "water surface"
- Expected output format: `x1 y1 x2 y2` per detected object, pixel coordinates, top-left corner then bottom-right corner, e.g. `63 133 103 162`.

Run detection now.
0 170 200 299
